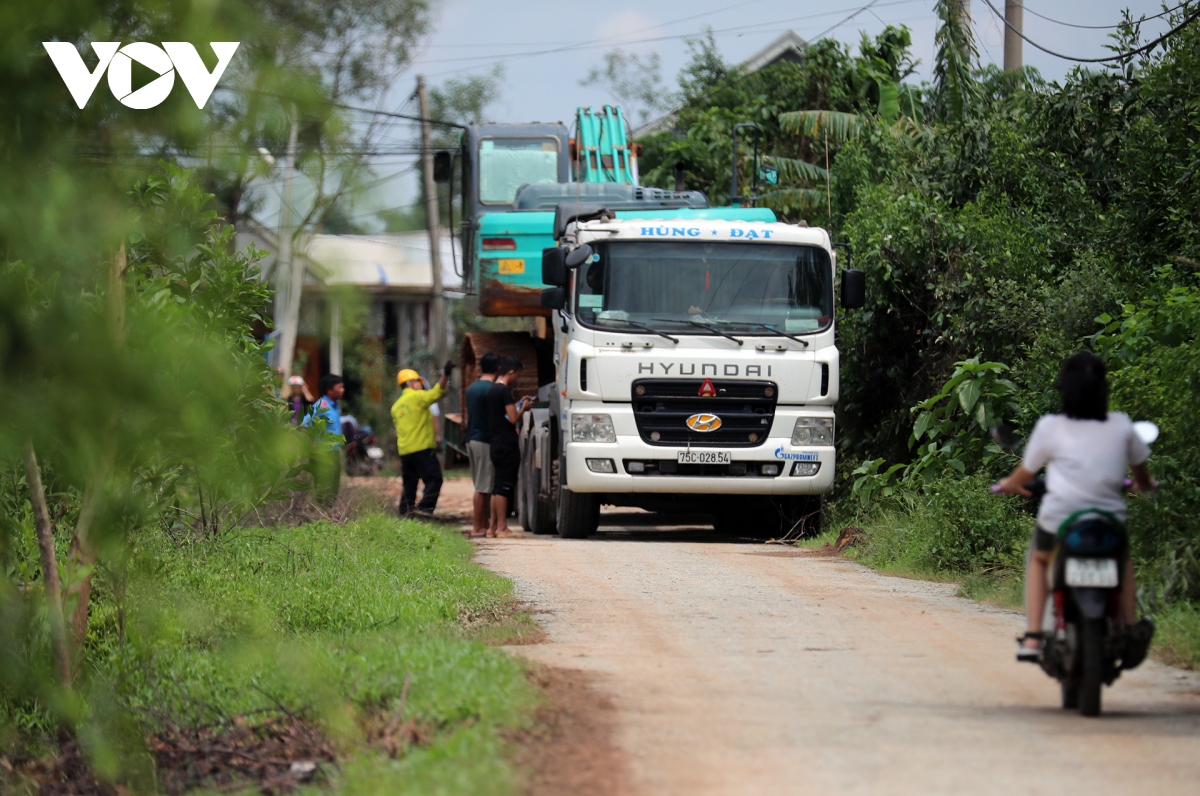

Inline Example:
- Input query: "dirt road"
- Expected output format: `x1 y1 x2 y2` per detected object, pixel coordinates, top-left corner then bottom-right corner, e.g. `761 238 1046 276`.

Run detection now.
475 509 1200 795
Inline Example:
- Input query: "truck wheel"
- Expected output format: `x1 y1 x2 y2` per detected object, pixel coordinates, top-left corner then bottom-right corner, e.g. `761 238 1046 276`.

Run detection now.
522 456 556 536
531 459 559 535
557 488 599 539
515 459 530 531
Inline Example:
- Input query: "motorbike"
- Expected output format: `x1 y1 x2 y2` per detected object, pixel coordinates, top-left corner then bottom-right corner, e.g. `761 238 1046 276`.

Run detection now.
341 417 385 477
990 421 1158 717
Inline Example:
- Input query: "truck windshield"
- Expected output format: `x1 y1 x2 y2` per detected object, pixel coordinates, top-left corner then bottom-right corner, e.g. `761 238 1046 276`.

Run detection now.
576 240 832 334
478 138 559 204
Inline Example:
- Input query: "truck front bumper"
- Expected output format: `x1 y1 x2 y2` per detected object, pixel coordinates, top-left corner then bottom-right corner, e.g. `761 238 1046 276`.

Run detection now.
564 408 835 494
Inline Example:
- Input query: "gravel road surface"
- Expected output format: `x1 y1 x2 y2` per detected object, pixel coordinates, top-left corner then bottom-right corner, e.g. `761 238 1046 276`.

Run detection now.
476 511 1200 796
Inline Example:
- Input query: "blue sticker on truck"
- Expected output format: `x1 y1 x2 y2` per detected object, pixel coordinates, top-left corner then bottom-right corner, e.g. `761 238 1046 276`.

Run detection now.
774 446 819 461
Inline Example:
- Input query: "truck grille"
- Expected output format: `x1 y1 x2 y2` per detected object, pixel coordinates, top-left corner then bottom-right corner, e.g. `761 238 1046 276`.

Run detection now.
631 379 777 447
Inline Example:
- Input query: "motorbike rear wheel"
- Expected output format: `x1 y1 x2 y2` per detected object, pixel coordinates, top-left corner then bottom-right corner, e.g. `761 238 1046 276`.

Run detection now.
1079 618 1106 717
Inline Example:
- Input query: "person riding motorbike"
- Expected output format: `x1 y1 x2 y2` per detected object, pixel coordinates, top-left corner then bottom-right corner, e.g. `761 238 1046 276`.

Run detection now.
995 351 1157 662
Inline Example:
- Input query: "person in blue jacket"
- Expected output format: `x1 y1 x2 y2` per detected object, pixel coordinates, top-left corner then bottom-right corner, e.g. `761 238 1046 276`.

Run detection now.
303 374 345 502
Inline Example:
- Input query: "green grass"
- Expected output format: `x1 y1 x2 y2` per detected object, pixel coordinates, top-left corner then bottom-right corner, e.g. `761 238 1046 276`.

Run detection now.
1152 601 1200 670
13 514 539 794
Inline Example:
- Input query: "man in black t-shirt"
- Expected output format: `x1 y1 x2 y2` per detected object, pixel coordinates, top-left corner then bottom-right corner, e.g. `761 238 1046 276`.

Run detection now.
486 356 533 537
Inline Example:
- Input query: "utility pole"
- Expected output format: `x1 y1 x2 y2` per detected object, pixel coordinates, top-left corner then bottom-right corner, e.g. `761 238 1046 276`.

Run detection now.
275 110 302 383
1003 0 1023 71
417 75 447 369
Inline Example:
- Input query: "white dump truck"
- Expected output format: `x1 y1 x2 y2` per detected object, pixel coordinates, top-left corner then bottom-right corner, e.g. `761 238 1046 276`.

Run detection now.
444 108 864 538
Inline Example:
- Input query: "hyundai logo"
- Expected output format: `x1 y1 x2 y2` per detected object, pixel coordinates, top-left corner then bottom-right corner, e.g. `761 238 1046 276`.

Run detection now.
686 413 722 432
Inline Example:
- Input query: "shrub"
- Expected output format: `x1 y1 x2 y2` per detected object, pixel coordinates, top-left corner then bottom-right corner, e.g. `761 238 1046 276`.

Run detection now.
852 473 1029 575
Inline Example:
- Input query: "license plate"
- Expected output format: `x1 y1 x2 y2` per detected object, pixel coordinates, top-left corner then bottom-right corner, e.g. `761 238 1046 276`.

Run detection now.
1065 558 1119 588
366 446 385 460
677 450 732 465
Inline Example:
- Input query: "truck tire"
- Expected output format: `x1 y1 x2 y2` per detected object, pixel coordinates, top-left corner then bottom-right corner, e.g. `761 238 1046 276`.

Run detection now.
532 458 559 535
557 487 599 539
1078 617 1105 717
516 456 530 532
522 457 556 535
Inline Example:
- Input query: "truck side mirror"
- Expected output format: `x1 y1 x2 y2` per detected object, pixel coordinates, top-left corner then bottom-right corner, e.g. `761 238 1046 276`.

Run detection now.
433 151 452 183
542 246 568 287
540 287 568 311
841 269 866 309
564 243 593 268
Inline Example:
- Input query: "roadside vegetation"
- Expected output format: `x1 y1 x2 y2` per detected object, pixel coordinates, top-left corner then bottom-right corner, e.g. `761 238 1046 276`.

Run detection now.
3 512 538 793
632 3 1200 664
0 0 546 790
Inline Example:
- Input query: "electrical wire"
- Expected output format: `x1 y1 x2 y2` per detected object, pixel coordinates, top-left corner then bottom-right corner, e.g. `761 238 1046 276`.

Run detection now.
417 0 776 49
980 0 1200 63
1012 0 1190 31
406 0 923 68
809 0 885 40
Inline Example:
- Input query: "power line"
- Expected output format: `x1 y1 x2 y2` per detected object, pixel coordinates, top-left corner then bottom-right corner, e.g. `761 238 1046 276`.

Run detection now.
417 0 775 49
979 0 1200 63
1012 0 1190 31
810 0 885 40
406 0 925 68
214 86 468 131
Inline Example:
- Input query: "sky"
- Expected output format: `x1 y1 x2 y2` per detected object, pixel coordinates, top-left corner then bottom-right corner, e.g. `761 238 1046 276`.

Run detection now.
263 0 1180 230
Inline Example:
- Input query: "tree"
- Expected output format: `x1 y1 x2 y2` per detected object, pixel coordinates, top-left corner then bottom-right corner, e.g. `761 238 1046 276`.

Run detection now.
0 0 317 753
580 49 667 125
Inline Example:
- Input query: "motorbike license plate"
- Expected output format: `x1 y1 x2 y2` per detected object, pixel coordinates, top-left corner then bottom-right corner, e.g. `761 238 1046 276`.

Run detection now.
366 446 385 460
677 450 732 465
1065 558 1119 588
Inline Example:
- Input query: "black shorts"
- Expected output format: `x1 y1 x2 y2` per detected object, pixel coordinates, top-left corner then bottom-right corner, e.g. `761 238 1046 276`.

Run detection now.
489 445 520 501
1031 524 1057 553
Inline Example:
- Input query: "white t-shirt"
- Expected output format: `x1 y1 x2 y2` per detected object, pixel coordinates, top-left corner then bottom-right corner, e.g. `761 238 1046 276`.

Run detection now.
1023 411 1150 535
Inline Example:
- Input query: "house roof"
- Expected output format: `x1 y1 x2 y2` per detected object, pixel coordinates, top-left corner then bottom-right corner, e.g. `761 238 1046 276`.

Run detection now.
633 29 808 139
741 29 808 72
307 233 461 292
235 219 461 294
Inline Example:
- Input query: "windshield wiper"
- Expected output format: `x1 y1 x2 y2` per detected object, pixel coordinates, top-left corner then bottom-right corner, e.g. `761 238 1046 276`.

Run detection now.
746 323 810 347
596 318 679 344
651 318 744 346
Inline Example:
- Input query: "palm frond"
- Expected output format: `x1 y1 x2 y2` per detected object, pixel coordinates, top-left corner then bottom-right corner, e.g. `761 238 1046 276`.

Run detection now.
779 110 866 143
758 187 828 212
761 155 829 188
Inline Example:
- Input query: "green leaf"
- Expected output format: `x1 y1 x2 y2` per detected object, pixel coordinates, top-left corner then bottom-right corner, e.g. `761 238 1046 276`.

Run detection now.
912 412 932 441
779 110 865 143
957 379 982 414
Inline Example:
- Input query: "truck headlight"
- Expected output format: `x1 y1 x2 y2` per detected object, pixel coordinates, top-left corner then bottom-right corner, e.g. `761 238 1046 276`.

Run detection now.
573 413 616 443
791 417 834 446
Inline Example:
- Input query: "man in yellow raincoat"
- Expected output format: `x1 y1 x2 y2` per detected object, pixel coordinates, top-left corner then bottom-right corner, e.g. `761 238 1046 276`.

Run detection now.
391 361 454 516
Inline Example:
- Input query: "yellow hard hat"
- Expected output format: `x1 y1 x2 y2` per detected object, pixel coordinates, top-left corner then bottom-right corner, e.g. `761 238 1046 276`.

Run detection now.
396 368 421 386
